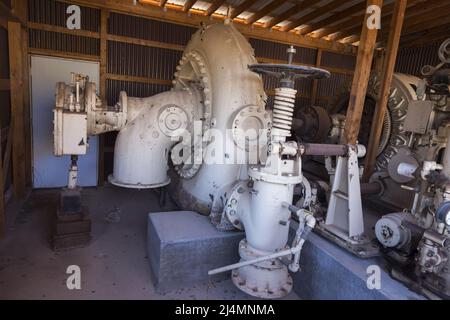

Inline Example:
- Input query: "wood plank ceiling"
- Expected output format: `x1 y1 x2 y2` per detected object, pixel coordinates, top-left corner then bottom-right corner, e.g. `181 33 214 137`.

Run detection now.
139 0 450 48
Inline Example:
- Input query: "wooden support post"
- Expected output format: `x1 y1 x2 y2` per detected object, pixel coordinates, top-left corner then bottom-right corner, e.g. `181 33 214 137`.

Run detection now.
22 28 31 187
0 128 4 238
98 10 109 186
310 49 322 106
343 0 383 145
363 0 407 181
8 21 26 199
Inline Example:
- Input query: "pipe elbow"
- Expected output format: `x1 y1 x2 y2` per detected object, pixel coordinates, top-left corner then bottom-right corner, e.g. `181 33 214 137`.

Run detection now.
109 90 198 188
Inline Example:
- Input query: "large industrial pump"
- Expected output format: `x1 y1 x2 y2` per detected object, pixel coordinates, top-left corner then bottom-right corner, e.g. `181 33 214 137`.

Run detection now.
52 21 374 299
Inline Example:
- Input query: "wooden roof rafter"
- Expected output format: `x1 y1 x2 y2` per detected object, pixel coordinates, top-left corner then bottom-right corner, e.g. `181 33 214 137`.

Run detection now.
246 0 289 25
282 0 350 32
182 0 197 12
298 0 367 36
206 0 227 16
264 0 317 29
330 0 445 43
378 2 450 42
230 0 259 19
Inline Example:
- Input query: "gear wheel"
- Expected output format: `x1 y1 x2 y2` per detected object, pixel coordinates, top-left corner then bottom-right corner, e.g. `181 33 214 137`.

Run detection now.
171 50 213 179
330 73 421 171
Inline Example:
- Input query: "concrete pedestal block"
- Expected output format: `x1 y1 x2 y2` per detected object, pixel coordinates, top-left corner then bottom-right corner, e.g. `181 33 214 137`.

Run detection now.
147 211 425 299
147 211 245 292
292 231 426 300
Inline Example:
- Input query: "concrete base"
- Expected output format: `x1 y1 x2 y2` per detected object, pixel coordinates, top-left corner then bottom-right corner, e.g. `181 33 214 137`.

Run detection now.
147 211 426 299
147 211 244 292
290 223 425 300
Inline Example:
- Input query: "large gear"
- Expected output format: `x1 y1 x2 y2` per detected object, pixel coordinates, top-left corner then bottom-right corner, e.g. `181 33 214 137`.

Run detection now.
171 50 213 179
331 73 421 171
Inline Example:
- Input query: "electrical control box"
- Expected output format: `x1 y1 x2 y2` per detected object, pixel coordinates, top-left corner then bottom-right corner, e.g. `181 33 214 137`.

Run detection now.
54 109 88 156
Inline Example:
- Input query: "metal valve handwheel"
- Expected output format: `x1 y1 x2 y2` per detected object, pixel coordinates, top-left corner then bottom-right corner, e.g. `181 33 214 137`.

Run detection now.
248 63 331 81
249 45 330 84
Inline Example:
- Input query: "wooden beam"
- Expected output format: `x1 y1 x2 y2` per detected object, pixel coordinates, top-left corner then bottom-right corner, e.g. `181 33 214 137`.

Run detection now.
394 4 450 37
316 1 400 39
183 0 197 12
265 0 317 29
0 127 4 238
230 0 259 20
246 0 288 25
107 33 184 51
343 0 383 145
310 49 322 105
99 10 109 186
55 1 356 54
283 0 349 32
330 1 402 41
11 0 27 22
299 1 367 35
399 24 450 47
106 74 172 86
363 0 406 181
398 15 450 41
335 0 441 42
22 33 31 187
378 0 450 40
15 0 30 188
28 48 100 61
62 0 356 54
27 21 100 38
0 1 23 26
206 0 226 16
8 21 26 199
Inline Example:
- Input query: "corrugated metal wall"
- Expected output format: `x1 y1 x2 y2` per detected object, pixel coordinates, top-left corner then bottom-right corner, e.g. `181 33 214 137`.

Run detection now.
395 42 441 77
108 12 196 45
29 0 100 31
